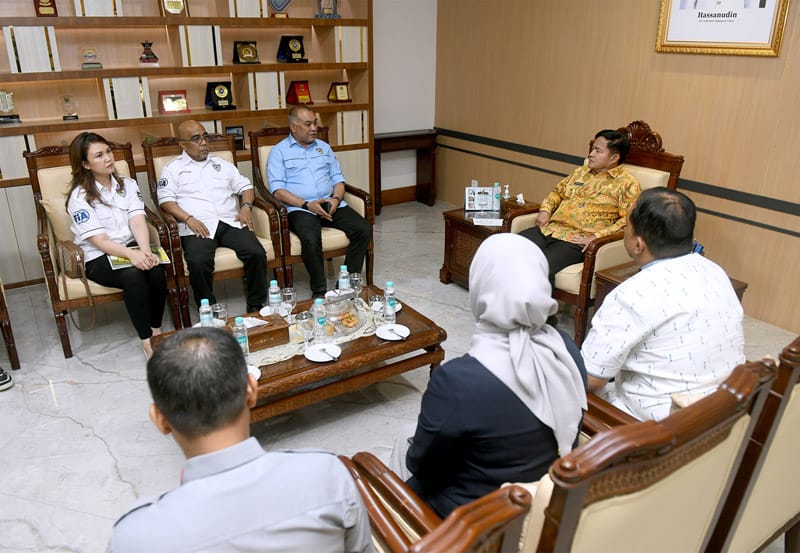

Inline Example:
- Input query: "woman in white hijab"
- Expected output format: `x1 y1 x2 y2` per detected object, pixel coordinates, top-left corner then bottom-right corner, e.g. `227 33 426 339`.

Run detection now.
403 233 587 517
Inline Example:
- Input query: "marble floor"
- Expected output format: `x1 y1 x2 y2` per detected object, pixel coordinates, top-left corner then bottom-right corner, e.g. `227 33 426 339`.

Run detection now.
1 201 795 552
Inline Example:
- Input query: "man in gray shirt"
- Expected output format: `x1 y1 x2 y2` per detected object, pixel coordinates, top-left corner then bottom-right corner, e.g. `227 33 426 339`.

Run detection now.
110 327 374 553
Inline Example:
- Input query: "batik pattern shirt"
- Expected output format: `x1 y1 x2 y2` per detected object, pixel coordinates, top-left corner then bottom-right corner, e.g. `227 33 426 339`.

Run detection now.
539 165 640 241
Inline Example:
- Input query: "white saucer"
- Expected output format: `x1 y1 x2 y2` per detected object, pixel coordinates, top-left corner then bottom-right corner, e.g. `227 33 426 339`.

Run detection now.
376 324 410 341
371 301 403 313
192 319 227 328
304 344 342 362
247 365 261 380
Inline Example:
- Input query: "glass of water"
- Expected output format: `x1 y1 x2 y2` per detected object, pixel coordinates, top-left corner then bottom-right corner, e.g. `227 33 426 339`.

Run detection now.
349 273 363 299
295 311 314 348
281 287 297 323
211 303 227 327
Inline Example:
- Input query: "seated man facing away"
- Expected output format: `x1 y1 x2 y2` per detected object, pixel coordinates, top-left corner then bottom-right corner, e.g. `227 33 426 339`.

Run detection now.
158 120 267 313
110 328 374 553
582 187 745 420
520 129 641 286
267 106 371 298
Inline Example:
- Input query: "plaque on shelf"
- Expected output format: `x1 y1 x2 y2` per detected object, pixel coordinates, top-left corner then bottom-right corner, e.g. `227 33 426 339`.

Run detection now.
81 47 103 70
159 0 187 15
205 82 236 111
233 41 260 64
286 81 313 105
269 0 293 18
277 36 308 63
158 90 190 114
315 0 340 19
225 125 245 150
0 91 21 124
327 82 352 103
61 94 79 120
33 0 58 16
139 41 160 66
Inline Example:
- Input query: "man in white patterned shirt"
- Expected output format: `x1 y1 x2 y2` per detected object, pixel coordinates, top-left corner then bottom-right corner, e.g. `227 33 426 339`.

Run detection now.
581 187 744 420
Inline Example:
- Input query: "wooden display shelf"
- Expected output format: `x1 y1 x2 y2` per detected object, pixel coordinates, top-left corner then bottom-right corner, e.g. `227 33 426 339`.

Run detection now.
1 17 369 28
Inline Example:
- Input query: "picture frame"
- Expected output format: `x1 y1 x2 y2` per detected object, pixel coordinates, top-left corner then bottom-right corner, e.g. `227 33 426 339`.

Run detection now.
158 90 190 114
225 125 245 150
655 0 791 57
327 82 352 103
233 41 260 64
464 186 494 211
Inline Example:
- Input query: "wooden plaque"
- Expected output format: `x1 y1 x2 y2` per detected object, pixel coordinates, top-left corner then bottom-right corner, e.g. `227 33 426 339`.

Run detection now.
158 90 190 114
327 82 352 103
33 0 58 16
286 81 313 105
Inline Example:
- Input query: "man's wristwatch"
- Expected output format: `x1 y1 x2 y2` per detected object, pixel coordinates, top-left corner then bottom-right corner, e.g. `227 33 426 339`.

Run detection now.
241 202 253 209
301 201 309 210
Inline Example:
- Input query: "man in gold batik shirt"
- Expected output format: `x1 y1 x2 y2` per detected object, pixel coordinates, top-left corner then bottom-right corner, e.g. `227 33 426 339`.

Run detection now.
520 129 640 285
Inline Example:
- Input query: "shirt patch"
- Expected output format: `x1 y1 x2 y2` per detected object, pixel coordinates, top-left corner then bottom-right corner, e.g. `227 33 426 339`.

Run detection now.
137 190 143 199
316 148 323 154
212 163 221 172
72 209 90 224
117 187 126 197
157 178 168 189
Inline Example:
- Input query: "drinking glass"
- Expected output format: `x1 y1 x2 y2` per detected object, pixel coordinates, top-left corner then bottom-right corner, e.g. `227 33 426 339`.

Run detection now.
349 273 363 299
281 287 297 323
211 303 227 327
296 311 314 348
369 295 385 325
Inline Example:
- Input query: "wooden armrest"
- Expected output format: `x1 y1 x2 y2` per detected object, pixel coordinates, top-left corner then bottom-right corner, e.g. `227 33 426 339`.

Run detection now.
343 184 374 224
583 230 624 257
582 392 640 437
338 456 412 553
352 451 442 535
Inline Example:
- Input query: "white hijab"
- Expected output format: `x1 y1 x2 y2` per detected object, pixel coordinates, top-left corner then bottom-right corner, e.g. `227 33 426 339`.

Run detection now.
467 233 587 455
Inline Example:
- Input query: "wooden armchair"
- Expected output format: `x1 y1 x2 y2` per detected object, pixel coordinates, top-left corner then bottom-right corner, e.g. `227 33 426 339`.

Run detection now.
508 120 685 345
349 361 776 553
142 134 283 326
0 276 20 369
707 335 800 553
24 142 183 359
340 455 531 553
249 126 375 287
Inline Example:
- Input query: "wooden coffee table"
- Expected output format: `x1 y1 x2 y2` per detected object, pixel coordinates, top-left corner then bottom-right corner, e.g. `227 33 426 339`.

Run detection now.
153 286 447 423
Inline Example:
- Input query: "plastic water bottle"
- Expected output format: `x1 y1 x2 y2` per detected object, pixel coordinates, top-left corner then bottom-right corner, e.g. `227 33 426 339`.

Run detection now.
311 298 327 342
232 316 249 358
199 298 213 327
492 181 501 210
503 184 511 200
338 264 350 291
268 279 281 311
384 281 397 325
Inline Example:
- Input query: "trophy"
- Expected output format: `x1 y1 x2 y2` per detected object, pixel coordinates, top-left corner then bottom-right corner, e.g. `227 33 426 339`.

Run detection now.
286 81 313 105
269 0 293 18
61 94 79 120
33 0 58 16
315 0 340 19
233 41 260 64
205 82 236 110
139 41 160 66
81 47 103 69
277 36 308 63
0 90 21 124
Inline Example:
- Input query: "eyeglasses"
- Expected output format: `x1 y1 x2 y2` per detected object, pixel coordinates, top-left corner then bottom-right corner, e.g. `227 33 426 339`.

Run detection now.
181 133 210 144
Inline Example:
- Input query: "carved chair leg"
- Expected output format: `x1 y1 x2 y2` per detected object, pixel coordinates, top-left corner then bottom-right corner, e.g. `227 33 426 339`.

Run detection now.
54 311 73 359
177 284 192 328
573 306 588 347
785 519 800 553
284 264 294 290
1 320 20 370
365 249 374 285
167 288 183 330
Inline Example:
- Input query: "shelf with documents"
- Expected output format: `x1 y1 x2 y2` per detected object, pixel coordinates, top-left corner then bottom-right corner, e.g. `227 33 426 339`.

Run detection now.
0 0 373 288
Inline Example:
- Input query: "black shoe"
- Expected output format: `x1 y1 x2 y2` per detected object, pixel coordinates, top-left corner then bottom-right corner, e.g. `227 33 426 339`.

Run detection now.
247 304 263 314
0 368 13 391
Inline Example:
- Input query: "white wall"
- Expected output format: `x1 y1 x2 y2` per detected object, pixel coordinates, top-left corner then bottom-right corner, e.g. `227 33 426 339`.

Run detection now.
373 0 437 190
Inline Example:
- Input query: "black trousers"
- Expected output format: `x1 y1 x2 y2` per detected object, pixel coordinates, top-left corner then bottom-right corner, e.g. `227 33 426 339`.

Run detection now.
518 226 585 286
85 256 167 340
181 222 267 308
287 206 371 295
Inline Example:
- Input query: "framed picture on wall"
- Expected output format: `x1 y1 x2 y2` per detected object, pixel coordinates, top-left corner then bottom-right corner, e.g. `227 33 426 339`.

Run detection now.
656 0 791 56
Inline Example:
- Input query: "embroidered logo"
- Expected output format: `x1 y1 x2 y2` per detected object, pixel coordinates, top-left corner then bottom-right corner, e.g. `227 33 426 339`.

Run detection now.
157 178 168 189
117 187 126 197
316 148 323 154
212 163 221 172
137 191 143 199
72 209 90 224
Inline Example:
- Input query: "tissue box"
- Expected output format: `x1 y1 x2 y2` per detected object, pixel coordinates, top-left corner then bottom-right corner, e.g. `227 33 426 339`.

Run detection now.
246 314 290 351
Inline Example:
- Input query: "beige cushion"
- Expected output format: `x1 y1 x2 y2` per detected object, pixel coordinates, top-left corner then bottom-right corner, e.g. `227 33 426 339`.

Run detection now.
505 476 553 553
151 155 175 183
569 416 750 553
623 163 670 191
288 228 350 256
727 385 800 553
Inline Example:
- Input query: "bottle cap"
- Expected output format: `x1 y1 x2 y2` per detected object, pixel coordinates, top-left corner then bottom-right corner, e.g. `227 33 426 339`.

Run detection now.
340 265 347 272
386 281 394 288
314 298 324 305
270 279 278 287
200 298 209 306
235 316 244 325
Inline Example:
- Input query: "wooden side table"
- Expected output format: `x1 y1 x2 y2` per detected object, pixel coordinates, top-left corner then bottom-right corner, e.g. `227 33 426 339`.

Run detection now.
373 130 437 215
439 200 539 289
594 261 748 312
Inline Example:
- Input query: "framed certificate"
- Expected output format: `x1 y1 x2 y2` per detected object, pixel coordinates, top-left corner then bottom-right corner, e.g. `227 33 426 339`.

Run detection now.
225 125 245 150
158 90 190 114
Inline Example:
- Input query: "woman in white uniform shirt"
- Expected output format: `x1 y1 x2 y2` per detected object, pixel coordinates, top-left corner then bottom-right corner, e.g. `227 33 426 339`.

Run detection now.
66 132 167 358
